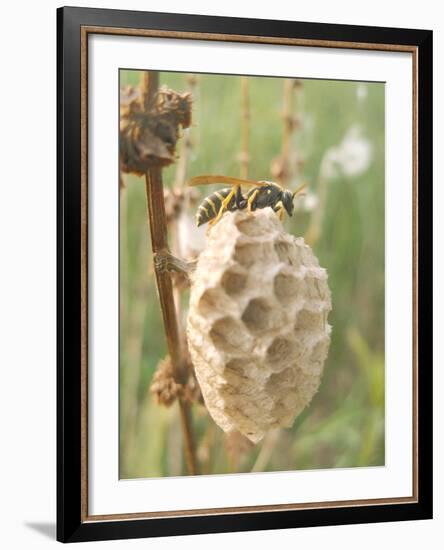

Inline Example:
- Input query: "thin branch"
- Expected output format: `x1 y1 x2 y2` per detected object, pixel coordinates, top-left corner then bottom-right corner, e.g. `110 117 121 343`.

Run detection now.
251 429 281 473
171 74 198 315
174 75 197 190
269 80 292 186
142 70 199 475
239 77 250 179
305 148 331 246
279 79 295 187
304 173 328 247
140 71 153 111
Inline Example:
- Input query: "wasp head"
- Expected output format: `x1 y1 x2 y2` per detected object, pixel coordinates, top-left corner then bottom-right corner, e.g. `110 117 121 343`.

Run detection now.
282 190 295 216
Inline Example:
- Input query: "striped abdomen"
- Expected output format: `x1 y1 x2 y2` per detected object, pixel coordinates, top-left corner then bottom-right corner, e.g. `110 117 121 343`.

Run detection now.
196 187 236 226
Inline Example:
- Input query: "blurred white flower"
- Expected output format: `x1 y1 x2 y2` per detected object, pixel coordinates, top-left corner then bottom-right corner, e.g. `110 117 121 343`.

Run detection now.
176 211 207 260
294 190 318 213
356 83 368 104
301 191 319 211
319 125 372 181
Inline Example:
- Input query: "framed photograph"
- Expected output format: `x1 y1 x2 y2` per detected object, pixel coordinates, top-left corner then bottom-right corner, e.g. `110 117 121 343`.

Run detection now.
57 6 433 543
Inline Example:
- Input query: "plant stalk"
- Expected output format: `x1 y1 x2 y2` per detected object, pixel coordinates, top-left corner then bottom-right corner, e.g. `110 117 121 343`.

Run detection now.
279 79 295 187
240 77 250 179
142 70 199 475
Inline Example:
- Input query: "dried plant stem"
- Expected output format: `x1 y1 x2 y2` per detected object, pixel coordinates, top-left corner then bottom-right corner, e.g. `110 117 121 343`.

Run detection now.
240 77 250 179
279 79 295 187
251 429 281 472
142 71 198 475
282 80 294 158
171 75 197 313
173 125 192 191
140 71 153 111
304 173 328 247
174 76 197 190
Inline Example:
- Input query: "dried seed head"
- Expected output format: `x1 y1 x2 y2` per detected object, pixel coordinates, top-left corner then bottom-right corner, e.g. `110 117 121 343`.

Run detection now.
120 86 192 174
271 151 304 183
150 355 202 407
157 87 193 130
150 356 182 407
164 187 200 224
186 209 332 443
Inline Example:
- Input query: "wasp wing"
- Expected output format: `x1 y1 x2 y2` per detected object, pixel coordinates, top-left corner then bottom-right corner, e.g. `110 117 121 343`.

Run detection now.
187 175 269 188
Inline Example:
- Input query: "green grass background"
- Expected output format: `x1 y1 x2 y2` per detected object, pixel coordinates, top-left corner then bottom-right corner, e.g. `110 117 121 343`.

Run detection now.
119 70 385 478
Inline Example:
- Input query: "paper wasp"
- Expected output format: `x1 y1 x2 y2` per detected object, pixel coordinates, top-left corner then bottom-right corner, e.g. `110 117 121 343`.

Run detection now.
187 175 306 227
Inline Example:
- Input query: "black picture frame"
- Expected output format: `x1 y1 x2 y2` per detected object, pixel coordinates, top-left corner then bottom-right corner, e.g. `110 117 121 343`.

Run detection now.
57 6 433 543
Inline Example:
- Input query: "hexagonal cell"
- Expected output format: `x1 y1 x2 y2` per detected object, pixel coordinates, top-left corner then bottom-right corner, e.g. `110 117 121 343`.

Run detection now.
225 357 248 374
198 288 223 316
316 278 330 300
274 239 302 266
209 317 250 354
266 337 297 372
281 391 300 410
222 405 262 440
241 298 274 333
300 245 318 266
297 376 321 402
291 327 313 358
221 268 247 297
236 216 271 237
265 367 297 396
221 370 260 398
226 357 269 385
295 308 324 331
310 337 329 364
305 277 327 301
233 242 263 267
270 401 291 423
274 240 292 263
274 271 302 304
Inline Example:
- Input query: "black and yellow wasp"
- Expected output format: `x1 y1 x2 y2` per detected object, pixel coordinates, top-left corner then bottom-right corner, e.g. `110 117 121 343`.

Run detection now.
188 175 306 227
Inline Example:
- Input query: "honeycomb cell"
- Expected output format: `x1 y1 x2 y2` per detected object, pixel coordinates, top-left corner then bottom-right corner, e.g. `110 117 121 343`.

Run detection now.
266 337 297 372
221 369 258 397
224 357 248 374
305 277 324 300
234 242 263 267
274 271 301 304
241 298 274 332
198 288 222 316
236 216 271 237
265 368 297 395
295 309 324 331
221 269 247 296
274 240 292 263
311 337 330 364
209 317 250 354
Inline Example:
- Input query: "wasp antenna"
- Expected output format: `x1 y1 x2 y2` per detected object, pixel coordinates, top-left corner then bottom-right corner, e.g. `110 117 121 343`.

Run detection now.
292 183 307 198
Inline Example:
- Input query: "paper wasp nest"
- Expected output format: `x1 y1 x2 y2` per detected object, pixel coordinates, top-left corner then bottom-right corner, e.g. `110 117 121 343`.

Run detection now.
186 209 332 443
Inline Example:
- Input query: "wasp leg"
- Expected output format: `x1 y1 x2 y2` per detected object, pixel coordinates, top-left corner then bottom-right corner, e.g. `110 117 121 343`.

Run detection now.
274 200 285 221
235 185 247 209
247 189 259 213
209 186 237 225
